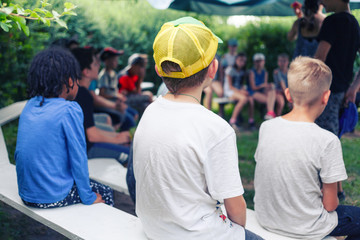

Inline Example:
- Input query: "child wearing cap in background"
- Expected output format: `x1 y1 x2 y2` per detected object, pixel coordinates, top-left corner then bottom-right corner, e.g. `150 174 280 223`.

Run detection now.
118 53 152 115
254 56 360 239
248 53 276 120
98 47 125 100
133 17 263 240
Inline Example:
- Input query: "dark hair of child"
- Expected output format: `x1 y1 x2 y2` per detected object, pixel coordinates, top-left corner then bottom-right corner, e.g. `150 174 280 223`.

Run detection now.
161 61 209 94
233 52 247 71
27 47 81 105
71 48 95 72
132 57 146 68
300 0 321 31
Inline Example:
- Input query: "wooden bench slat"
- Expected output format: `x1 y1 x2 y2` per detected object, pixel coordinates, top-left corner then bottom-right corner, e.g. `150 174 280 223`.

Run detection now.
0 100 27 126
0 164 147 240
88 158 129 194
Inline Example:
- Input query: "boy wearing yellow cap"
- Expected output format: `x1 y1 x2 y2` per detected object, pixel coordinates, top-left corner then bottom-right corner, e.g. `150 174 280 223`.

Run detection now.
133 17 263 240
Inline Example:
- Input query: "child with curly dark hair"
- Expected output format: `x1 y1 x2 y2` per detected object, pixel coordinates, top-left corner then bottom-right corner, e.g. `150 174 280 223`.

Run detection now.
15 47 114 208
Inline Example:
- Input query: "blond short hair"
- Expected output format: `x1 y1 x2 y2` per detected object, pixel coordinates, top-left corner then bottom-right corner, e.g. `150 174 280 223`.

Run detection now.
288 57 332 106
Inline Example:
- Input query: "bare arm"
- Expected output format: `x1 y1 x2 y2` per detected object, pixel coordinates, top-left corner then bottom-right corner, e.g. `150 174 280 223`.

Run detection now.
249 71 260 91
86 126 130 144
228 75 237 91
99 88 115 100
345 67 360 103
287 19 299 41
90 91 116 109
264 71 268 85
322 182 339 212
280 81 287 93
224 195 247 227
314 41 331 62
274 70 287 92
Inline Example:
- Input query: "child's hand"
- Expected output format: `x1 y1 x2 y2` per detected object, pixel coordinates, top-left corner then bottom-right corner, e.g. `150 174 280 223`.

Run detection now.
93 193 105 204
116 131 131 145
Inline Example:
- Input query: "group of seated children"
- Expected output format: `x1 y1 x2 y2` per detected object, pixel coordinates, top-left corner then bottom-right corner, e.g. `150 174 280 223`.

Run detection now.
14 16 359 240
223 50 289 130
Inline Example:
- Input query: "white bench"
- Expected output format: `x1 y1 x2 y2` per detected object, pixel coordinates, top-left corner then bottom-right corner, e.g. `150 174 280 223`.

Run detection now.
88 158 129 194
213 97 236 117
0 101 336 240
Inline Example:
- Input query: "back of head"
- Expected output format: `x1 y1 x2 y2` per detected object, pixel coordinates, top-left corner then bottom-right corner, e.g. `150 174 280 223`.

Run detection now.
27 47 81 99
278 53 289 60
71 47 95 72
300 0 321 31
128 53 147 68
287 56 332 106
304 0 321 16
153 17 222 93
100 47 123 62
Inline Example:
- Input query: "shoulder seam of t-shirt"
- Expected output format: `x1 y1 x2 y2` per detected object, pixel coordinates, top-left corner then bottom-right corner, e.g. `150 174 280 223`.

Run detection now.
208 129 234 151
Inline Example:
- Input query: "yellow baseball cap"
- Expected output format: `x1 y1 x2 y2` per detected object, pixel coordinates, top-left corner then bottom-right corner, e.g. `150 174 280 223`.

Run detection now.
153 17 223 79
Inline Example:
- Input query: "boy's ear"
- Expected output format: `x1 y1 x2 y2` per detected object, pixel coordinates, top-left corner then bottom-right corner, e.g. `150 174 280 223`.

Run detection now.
68 77 73 88
207 59 219 79
154 65 161 77
82 68 89 78
322 90 331 105
284 88 293 103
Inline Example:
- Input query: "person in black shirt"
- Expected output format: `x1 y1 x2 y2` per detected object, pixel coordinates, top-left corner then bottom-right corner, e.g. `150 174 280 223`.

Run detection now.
315 0 360 135
72 48 130 166
314 0 360 202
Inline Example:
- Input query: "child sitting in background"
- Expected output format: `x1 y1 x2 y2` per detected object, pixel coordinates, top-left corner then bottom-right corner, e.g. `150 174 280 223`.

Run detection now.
273 53 289 116
224 53 249 129
15 47 113 208
98 47 124 101
118 53 152 115
254 56 360 239
72 47 131 165
248 53 276 120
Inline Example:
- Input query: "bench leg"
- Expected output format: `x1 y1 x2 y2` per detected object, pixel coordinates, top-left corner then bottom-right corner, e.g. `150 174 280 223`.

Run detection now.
218 103 225 118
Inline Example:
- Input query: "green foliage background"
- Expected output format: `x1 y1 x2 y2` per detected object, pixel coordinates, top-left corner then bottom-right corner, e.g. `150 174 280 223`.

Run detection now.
1 0 360 107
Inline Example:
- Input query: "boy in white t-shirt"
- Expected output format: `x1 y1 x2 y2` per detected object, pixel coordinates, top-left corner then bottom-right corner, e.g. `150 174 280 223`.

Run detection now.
133 17 263 240
254 56 360 239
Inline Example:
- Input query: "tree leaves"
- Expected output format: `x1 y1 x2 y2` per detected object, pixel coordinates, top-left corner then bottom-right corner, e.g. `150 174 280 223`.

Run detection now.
0 1 77 36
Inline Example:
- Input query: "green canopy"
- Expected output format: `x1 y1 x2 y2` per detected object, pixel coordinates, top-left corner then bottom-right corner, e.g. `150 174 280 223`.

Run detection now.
147 0 360 16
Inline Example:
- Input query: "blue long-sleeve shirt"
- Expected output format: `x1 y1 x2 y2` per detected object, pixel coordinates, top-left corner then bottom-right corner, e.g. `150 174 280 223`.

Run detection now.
15 96 96 205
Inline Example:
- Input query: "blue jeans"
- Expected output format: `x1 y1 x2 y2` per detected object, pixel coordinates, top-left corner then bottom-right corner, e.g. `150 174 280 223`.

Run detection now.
329 205 360 240
120 108 137 132
316 92 345 135
245 229 264 239
126 145 136 203
87 142 130 165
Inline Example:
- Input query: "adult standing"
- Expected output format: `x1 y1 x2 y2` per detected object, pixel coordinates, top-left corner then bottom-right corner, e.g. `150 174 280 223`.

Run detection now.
314 0 360 135
314 0 360 200
288 0 326 58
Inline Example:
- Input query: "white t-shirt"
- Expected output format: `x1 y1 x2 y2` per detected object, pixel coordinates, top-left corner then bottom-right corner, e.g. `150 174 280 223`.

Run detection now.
224 67 246 98
134 96 245 240
254 117 348 239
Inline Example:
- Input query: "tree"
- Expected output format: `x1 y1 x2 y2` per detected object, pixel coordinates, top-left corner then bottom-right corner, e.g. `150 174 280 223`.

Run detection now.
0 0 76 36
